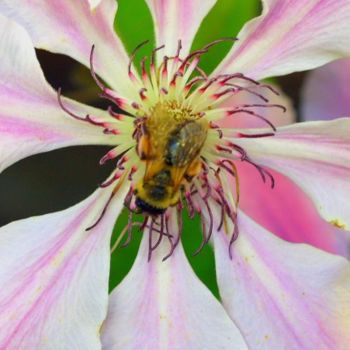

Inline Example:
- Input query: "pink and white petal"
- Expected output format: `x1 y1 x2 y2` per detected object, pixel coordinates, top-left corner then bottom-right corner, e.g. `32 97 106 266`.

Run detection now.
219 84 296 129
233 118 350 229
0 0 136 98
102 225 248 350
237 162 350 258
89 0 103 10
214 212 350 350
301 59 350 121
0 184 128 350
215 0 350 80
0 15 116 173
145 0 217 57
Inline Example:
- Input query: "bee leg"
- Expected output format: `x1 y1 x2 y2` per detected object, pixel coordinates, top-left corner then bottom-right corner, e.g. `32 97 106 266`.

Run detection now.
184 158 202 182
123 187 142 214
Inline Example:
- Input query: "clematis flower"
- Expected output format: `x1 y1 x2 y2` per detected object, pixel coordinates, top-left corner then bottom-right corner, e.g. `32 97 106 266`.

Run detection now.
1 0 350 349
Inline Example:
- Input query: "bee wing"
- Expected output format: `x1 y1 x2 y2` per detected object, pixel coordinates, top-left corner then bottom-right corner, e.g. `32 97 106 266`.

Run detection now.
166 121 207 167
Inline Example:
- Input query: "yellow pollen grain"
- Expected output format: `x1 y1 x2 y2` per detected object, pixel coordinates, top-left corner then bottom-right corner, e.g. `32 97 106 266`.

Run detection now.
164 100 201 122
329 219 346 229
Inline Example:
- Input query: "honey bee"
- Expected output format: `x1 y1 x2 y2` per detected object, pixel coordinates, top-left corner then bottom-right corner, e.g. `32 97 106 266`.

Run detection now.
134 104 208 215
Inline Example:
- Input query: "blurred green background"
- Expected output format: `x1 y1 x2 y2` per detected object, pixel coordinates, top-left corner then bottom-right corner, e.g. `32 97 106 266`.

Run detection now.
0 0 305 298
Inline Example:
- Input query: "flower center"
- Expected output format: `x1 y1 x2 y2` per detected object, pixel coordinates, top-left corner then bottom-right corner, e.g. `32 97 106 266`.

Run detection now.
57 39 285 260
133 100 208 214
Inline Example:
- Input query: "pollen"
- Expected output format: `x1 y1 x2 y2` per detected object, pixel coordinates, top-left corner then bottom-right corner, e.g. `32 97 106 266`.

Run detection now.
163 101 201 122
329 219 346 229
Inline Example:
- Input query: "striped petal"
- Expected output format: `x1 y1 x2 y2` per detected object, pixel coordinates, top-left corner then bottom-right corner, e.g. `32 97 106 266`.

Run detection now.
233 118 350 229
102 225 248 350
215 0 350 80
0 15 115 173
0 0 136 98
214 212 350 350
0 185 126 349
301 59 350 121
145 0 217 57
237 162 350 258
89 0 103 10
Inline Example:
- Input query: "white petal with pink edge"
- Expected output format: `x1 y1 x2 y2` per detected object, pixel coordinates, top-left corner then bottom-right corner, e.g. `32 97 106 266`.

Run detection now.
0 0 136 99
236 162 350 259
145 0 217 57
215 0 350 80
301 59 350 121
231 118 350 229
0 184 128 350
102 224 248 350
214 212 350 350
0 15 117 173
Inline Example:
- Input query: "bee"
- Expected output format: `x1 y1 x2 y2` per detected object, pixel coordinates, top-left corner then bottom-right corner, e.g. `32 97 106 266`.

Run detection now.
134 104 208 215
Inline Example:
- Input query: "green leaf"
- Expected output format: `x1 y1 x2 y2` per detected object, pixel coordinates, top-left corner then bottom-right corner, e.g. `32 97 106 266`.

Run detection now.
114 0 259 73
191 0 259 74
114 0 155 69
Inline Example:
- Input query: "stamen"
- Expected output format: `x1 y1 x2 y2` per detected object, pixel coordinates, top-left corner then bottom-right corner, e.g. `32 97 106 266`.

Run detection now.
57 88 105 128
89 45 106 92
237 103 287 112
225 84 269 102
184 190 196 218
139 87 148 100
193 214 208 256
185 76 207 91
201 37 238 50
111 220 142 253
131 102 140 110
99 149 118 165
85 191 115 231
238 132 275 138
107 106 125 120
175 40 182 59
128 40 149 81
227 108 277 132
148 218 154 262
210 125 223 139
228 212 239 259
229 143 275 188
140 56 148 80
100 172 122 188
151 44 165 73
162 56 169 78
90 45 129 111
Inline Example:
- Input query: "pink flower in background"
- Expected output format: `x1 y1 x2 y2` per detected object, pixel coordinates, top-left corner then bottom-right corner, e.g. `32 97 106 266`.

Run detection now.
302 58 350 121
0 0 350 349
